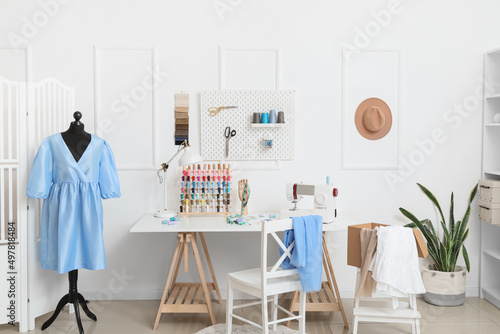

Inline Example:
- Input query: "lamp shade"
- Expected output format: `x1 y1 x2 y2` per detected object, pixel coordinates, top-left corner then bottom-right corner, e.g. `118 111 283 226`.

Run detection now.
178 146 202 166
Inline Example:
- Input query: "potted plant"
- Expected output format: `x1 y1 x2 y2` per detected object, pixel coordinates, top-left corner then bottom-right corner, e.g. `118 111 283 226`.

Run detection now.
399 183 478 306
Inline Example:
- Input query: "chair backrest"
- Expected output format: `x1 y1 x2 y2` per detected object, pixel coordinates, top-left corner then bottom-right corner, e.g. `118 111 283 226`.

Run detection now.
261 219 299 289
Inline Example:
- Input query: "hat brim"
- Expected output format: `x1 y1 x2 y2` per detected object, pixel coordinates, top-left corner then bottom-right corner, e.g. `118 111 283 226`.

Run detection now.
354 98 392 140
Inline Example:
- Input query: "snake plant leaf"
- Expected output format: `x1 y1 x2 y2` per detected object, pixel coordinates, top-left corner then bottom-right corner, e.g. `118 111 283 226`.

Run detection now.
462 229 469 245
441 220 450 248
422 224 439 249
439 245 448 271
400 209 435 245
417 183 446 230
458 207 471 242
400 208 441 264
469 184 478 205
450 192 455 237
399 207 421 226
463 245 470 272
461 205 472 234
422 224 442 267
424 218 436 237
404 219 429 230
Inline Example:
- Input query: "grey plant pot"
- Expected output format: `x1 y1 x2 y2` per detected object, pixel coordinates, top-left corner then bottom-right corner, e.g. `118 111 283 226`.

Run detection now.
422 265 466 306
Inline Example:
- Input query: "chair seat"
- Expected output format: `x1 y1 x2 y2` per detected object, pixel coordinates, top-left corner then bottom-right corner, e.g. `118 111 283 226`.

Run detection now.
228 268 302 296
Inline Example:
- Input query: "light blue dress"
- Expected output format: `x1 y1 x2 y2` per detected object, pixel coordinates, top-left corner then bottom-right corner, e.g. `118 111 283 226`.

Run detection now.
26 133 120 274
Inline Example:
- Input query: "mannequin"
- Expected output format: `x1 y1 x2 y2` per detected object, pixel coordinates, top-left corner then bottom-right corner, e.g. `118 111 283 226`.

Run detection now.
41 112 97 334
61 111 91 162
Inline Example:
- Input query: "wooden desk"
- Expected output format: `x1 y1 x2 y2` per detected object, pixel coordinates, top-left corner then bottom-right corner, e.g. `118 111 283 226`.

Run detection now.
130 213 349 329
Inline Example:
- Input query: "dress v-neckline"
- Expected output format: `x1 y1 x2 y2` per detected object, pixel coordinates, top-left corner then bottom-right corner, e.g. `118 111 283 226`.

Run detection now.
59 133 93 164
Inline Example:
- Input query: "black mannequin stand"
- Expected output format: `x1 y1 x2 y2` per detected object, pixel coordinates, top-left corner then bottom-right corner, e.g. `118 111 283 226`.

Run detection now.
42 112 96 334
41 270 97 333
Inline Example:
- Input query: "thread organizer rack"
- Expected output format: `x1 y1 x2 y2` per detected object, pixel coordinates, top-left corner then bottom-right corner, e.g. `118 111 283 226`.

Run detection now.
180 163 232 216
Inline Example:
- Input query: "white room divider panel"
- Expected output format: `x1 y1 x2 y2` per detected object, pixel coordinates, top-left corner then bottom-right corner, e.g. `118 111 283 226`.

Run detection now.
0 77 28 330
26 78 75 331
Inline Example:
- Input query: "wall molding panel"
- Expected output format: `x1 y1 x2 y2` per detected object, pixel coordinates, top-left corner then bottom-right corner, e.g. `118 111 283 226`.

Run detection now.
93 46 160 171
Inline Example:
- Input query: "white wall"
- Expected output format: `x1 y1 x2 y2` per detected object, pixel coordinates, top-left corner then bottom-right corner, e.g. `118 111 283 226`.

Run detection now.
2 0 499 300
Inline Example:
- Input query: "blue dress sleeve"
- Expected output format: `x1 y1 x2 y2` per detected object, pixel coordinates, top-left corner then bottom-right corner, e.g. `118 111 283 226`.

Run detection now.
99 141 121 199
26 139 53 199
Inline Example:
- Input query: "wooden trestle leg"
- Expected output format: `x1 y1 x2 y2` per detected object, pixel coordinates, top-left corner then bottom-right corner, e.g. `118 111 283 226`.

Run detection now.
153 232 221 330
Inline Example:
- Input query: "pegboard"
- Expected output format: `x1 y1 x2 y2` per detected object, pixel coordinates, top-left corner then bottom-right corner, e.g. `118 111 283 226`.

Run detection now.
200 90 295 160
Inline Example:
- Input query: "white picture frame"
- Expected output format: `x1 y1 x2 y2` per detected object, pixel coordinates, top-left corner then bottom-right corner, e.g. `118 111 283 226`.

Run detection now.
341 49 400 170
218 46 282 90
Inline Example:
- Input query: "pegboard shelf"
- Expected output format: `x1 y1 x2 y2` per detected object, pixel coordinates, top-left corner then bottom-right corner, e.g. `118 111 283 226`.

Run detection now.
250 123 286 128
200 90 295 161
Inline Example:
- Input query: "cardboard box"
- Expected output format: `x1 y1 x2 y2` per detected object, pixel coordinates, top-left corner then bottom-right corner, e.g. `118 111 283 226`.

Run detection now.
347 223 429 268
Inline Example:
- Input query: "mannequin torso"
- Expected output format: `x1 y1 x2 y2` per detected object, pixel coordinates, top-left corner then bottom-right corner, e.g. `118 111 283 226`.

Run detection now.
61 112 91 162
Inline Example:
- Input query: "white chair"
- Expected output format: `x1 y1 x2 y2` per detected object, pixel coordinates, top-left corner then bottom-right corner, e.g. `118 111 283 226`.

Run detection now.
226 219 306 334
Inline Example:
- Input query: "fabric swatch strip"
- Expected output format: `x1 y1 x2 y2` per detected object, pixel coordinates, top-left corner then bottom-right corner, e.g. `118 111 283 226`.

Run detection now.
174 93 189 145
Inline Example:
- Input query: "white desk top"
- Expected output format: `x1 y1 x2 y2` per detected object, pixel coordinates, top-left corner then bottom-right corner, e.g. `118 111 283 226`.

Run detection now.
130 213 348 233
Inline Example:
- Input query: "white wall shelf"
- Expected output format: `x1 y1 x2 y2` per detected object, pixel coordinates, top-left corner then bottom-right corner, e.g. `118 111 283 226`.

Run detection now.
482 287 500 309
483 249 500 261
486 46 500 54
250 123 286 128
480 48 500 309
484 171 500 177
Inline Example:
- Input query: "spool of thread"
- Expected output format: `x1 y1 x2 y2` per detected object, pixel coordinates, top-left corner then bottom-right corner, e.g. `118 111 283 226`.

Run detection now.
269 109 276 123
261 112 269 123
252 112 260 123
277 111 285 123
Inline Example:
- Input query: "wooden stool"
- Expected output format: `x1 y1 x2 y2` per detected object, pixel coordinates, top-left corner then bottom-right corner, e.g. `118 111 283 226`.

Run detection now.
153 232 222 330
284 234 349 329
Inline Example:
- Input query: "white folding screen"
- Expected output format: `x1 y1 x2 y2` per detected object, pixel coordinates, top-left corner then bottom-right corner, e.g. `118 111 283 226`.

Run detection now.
0 77 25 242
30 78 74 154
26 78 74 330
28 78 73 240
0 77 26 328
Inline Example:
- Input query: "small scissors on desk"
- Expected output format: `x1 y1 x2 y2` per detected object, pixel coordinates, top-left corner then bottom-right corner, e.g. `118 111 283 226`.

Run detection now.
224 126 237 158
208 106 238 117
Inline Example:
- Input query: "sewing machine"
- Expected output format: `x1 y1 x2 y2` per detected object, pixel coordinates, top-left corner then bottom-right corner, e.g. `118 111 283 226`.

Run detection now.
281 183 338 223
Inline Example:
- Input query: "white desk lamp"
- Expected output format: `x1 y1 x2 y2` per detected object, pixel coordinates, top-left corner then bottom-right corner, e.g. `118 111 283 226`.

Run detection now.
155 141 202 218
